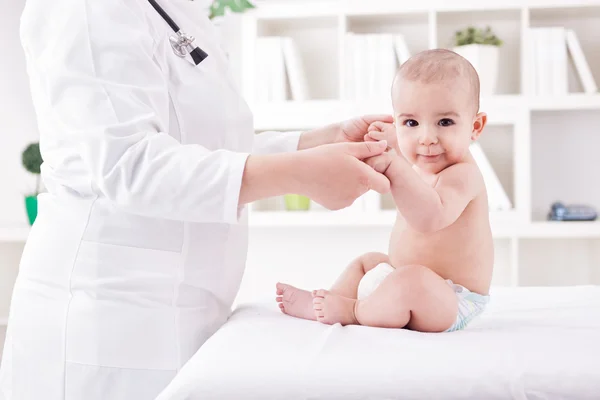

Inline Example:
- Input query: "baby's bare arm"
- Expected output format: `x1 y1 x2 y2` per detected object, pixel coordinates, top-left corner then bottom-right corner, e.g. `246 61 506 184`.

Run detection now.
367 153 484 233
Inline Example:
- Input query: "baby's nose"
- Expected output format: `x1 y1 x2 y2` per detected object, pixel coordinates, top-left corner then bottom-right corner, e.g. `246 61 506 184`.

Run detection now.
419 129 438 145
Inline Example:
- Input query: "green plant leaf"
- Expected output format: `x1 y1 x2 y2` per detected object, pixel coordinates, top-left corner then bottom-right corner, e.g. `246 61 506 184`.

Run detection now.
453 25 502 47
22 142 43 175
209 0 255 19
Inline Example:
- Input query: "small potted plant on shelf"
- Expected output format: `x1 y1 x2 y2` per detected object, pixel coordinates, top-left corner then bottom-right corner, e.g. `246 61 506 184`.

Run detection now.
197 0 256 56
206 0 255 20
21 142 43 225
284 194 311 211
452 26 503 96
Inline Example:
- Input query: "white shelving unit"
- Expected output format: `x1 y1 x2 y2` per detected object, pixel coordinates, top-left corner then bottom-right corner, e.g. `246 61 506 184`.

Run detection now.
240 0 600 286
2 1 599 290
0 224 30 243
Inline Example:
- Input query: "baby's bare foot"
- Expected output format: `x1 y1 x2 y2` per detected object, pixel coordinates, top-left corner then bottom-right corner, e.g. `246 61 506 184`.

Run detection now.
312 289 358 326
276 283 316 321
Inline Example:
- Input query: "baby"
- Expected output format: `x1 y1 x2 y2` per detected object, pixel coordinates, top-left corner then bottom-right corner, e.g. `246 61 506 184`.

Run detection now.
276 49 493 333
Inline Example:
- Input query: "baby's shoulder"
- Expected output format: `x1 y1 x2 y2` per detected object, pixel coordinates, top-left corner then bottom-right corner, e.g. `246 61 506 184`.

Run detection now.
440 161 484 185
437 161 487 200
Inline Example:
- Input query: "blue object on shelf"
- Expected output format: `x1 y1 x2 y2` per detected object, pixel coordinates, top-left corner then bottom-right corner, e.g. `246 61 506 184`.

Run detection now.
548 202 598 221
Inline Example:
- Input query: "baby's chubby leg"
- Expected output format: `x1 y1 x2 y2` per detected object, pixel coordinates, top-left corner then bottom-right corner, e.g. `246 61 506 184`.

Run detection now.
275 252 389 321
314 265 459 332
329 252 391 298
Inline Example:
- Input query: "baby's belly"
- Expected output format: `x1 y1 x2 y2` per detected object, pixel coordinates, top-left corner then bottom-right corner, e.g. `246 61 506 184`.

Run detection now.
388 218 493 295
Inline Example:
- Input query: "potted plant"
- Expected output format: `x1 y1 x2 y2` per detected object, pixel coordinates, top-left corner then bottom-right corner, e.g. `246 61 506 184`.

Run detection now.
21 142 43 225
207 0 255 20
197 0 256 56
452 26 503 95
284 194 311 211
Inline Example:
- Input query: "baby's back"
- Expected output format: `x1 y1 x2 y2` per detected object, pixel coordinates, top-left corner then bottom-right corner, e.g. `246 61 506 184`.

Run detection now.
388 190 493 295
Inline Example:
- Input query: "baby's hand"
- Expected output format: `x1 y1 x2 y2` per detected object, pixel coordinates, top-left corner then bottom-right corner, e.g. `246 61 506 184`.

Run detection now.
365 152 396 176
364 122 399 154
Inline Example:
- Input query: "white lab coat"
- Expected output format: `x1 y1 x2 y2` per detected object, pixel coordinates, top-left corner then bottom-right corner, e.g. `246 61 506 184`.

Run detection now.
0 0 300 399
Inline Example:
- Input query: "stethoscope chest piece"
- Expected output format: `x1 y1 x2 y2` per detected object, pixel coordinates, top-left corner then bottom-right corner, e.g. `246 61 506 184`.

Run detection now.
169 31 196 58
148 0 209 65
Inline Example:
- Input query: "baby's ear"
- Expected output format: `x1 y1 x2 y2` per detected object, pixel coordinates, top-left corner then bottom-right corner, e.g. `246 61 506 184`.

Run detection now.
471 112 487 141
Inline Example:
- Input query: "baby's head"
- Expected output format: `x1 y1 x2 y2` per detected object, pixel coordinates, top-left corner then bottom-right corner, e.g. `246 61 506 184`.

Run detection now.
391 49 487 174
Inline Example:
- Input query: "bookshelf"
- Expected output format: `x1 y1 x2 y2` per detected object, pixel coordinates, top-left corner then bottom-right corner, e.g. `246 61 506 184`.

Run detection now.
2 1 600 289
240 0 600 286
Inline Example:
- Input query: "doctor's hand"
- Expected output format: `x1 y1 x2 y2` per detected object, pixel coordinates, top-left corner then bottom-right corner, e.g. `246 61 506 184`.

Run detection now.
364 121 400 154
297 114 394 151
336 115 395 144
295 140 391 210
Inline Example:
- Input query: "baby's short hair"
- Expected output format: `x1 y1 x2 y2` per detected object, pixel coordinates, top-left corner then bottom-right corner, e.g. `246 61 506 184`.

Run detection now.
393 49 480 112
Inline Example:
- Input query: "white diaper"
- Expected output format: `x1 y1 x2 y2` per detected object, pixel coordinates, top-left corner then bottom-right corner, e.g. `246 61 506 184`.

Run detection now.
357 263 395 300
356 263 489 332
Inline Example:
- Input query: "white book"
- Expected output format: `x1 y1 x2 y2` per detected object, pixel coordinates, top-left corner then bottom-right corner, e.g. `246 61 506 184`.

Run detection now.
268 37 287 102
550 27 568 95
366 34 378 100
470 142 512 211
377 34 397 101
353 35 367 100
393 35 411 65
342 33 354 101
254 38 270 102
527 29 537 96
535 28 552 96
373 35 384 100
565 29 598 93
281 37 309 101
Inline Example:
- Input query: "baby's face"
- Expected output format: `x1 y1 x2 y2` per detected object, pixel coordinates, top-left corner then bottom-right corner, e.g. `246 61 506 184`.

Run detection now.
392 78 484 175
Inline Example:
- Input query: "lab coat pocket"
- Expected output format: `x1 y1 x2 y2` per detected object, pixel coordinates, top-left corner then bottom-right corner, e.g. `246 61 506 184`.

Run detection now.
65 241 181 370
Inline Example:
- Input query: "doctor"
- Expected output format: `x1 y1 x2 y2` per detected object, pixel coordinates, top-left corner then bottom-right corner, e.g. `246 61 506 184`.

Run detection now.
0 0 391 399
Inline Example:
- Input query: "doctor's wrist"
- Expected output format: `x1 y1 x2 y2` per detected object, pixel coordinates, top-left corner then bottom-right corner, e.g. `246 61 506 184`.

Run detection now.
239 153 299 205
297 123 339 150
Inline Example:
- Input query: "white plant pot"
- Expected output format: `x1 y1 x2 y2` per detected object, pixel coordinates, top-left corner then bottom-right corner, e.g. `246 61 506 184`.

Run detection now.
452 44 499 96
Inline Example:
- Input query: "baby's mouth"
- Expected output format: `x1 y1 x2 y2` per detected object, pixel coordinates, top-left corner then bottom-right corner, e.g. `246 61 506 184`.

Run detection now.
418 153 444 162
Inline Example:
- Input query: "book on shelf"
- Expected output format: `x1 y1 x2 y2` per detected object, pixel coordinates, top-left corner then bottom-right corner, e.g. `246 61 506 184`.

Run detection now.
343 33 411 102
527 27 597 95
254 36 310 102
469 142 512 211
565 29 598 94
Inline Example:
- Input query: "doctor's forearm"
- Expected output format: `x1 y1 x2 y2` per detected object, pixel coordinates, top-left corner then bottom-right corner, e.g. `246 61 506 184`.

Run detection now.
238 153 298 205
297 124 338 150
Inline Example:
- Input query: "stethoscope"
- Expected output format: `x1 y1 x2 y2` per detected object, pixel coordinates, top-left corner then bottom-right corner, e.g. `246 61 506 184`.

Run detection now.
147 0 208 65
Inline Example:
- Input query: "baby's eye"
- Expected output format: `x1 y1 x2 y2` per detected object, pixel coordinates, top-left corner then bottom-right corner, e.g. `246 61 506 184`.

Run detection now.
404 119 419 127
438 118 455 127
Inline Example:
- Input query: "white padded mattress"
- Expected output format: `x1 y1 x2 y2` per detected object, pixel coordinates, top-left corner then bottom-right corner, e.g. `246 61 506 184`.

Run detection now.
158 286 600 400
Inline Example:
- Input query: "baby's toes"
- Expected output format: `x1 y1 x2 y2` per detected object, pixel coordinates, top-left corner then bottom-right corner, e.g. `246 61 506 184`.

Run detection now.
313 297 324 311
313 289 328 298
314 309 325 320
